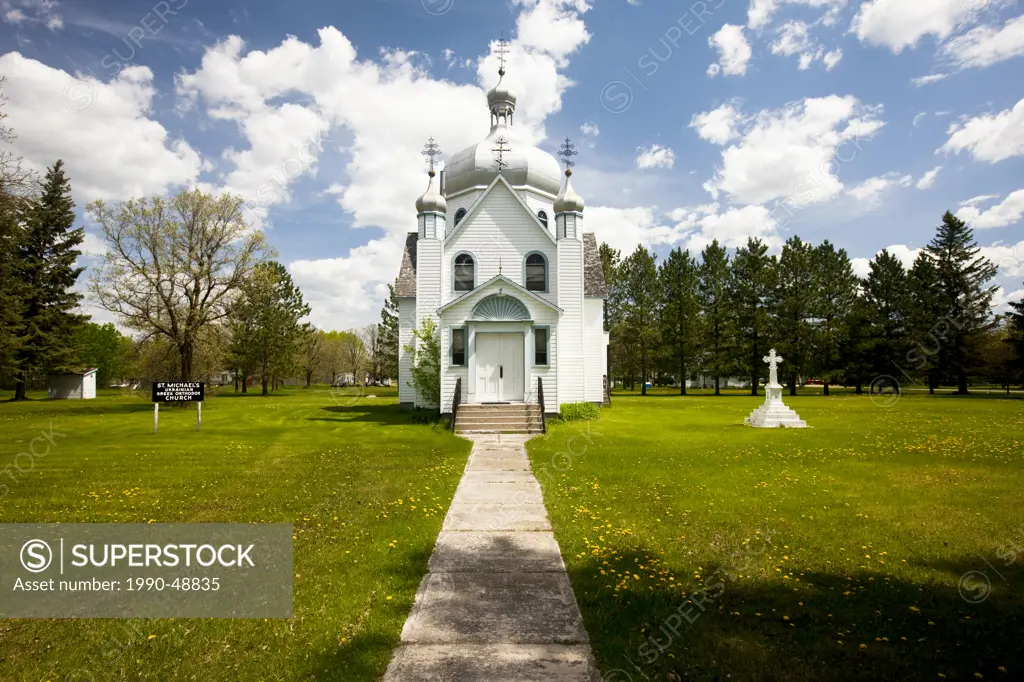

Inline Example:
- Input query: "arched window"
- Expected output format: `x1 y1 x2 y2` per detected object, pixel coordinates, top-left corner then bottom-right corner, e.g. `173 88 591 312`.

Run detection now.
537 210 548 228
453 253 475 292
525 252 547 292
454 208 467 225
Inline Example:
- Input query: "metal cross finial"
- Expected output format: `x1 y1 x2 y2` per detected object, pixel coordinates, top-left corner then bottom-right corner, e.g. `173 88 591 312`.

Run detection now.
421 137 442 173
558 137 578 171
492 135 511 173
496 32 509 76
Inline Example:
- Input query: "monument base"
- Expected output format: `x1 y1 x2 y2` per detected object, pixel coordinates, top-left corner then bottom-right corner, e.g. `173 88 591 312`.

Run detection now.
745 385 807 428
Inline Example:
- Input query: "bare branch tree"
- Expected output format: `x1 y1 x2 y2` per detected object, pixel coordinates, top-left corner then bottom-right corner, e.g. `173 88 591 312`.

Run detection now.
88 189 272 380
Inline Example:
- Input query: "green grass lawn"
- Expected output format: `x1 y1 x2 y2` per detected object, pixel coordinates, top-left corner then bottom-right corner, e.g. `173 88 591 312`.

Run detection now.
0 387 470 681
528 392 1024 682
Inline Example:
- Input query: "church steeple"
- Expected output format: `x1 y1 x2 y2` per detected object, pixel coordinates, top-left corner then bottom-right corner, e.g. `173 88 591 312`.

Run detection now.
416 137 446 239
554 137 584 239
487 34 516 128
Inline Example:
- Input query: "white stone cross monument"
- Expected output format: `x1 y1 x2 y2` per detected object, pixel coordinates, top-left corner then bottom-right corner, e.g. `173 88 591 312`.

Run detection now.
744 349 808 428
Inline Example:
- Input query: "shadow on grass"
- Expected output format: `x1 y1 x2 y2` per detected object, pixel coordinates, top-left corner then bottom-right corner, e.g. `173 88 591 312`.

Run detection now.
567 545 1024 682
310 404 419 427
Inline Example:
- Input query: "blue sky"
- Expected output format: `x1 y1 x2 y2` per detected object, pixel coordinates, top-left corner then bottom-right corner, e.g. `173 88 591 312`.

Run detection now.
1 0 1022 330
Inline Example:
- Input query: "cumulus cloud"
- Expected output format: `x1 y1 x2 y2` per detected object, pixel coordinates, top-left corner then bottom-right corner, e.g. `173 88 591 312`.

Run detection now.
673 203 781 253
747 0 846 31
916 165 943 189
769 20 840 69
634 144 675 170
2 0 62 30
852 0 979 53
846 172 913 204
956 189 1024 229
939 97 1024 163
690 103 743 145
940 15 1024 69
698 95 886 206
0 53 203 202
580 121 599 136
707 24 751 77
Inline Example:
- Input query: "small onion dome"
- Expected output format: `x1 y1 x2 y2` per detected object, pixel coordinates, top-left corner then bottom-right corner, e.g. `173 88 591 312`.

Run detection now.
415 170 447 214
553 169 584 214
487 72 517 112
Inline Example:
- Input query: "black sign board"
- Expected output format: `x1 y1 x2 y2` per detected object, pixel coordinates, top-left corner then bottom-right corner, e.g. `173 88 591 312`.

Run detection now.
152 382 204 402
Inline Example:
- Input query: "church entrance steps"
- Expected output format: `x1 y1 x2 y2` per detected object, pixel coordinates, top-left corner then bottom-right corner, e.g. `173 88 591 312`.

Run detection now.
455 403 544 435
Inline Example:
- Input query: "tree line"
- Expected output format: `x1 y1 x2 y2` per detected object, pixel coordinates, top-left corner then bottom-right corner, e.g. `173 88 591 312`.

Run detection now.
603 212 1022 396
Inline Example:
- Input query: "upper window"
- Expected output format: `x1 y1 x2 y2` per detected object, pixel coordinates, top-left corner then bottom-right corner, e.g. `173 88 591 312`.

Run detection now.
451 328 466 366
454 253 475 292
525 252 547 292
454 208 467 225
537 210 548 228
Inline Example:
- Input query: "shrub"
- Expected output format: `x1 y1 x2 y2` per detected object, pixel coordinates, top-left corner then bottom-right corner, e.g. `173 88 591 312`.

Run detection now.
403 318 440 408
559 402 599 422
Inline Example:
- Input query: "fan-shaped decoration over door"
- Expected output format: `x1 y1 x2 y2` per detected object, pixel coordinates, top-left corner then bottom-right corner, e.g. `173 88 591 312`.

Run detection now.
471 294 530 321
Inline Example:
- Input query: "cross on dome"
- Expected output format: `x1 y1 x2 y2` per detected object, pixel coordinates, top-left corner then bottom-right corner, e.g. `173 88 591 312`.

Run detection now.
421 137 442 175
558 137 578 174
496 32 509 76
492 135 511 173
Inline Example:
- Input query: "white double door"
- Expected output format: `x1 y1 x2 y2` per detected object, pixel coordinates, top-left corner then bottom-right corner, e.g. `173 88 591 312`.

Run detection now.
475 332 525 402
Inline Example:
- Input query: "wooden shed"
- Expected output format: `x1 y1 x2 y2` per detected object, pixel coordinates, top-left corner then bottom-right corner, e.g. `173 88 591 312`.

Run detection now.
47 368 98 400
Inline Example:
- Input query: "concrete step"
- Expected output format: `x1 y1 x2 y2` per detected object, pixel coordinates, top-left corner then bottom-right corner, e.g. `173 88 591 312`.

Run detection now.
456 422 543 431
456 416 544 425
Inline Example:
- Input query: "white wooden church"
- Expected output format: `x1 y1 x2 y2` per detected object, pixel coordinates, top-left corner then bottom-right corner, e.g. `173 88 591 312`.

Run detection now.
395 61 608 415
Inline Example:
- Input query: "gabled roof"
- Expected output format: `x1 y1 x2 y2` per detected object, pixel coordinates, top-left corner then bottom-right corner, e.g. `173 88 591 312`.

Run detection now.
443 174 556 246
583 233 608 297
395 232 417 298
436 274 563 316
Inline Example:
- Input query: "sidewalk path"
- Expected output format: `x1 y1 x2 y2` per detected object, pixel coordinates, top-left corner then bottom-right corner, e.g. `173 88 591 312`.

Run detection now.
383 433 600 681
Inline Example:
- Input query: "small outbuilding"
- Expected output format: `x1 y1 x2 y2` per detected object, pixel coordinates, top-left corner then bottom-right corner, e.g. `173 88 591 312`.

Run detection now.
47 368 98 400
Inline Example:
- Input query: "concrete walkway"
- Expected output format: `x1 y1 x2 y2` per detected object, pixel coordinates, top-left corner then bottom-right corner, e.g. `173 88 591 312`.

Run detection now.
383 434 599 681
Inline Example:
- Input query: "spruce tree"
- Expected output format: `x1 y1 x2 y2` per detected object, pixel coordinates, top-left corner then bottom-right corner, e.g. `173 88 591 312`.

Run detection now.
0 186 26 379
812 240 858 395
906 252 943 393
13 160 84 400
839 291 874 394
728 238 776 396
378 282 400 381
659 247 700 395
862 249 911 389
698 240 732 395
618 245 659 395
923 211 997 394
773 236 815 396
1007 289 1024 384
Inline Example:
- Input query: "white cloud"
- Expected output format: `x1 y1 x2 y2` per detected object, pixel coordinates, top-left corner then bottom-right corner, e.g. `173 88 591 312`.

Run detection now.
0 53 203 202
962 193 1000 205
675 203 782 253
911 73 948 86
957 189 1024 229
690 103 743 145
823 48 842 69
769 21 839 69
939 97 1024 163
708 24 752 77
699 95 886 206
916 165 942 189
846 172 913 203
913 112 928 127
2 0 62 30
940 15 1024 69
747 0 846 31
852 0 979 53
851 244 920 277
584 206 679 254
174 0 591 328
634 144 675 170
580 121 599 136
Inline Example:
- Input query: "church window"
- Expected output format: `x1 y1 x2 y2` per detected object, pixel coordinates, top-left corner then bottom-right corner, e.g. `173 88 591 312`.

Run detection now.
534 327 549 366
454 253 475 292
451 328 466 366
525 252 547 292
537 210 548 228
454 208 467 225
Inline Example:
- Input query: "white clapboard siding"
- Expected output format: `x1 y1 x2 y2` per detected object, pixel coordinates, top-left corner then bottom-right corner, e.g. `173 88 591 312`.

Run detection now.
398 298 416 405
443 190 481 237
443 181 558 307
583 298 606 403
414 239 442 408
556 238 584 407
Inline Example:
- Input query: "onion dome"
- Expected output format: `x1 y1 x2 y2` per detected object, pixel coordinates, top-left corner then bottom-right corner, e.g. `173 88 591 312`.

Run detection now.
553 169 584 214
415 170 447 214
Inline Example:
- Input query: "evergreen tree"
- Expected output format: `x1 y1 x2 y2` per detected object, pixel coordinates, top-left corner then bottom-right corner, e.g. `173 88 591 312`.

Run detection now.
378 282 400 380
773 236 815 396
659 247 700 395
1006 289 1024 384
617 245 660 395
226 261 310 396
0 185 26 379
923 211 998 394
698 240 732 395
812 240 858 395
728 238 776 396
839 290 874 394
599 242 622 386
862 249 911 389
13 160 85 400
906 252 944 393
